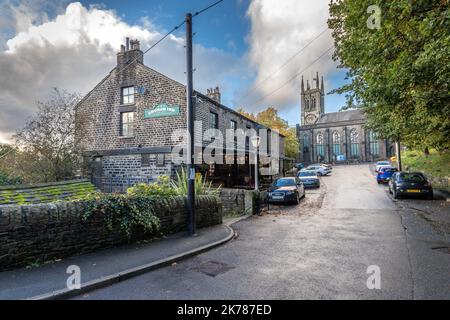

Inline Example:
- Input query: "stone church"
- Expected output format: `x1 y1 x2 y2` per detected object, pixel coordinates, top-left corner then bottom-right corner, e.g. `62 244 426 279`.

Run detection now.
296 73 393 164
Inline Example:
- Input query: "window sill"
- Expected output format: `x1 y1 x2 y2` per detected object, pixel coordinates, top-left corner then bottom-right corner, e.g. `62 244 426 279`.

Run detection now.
118 136 135 139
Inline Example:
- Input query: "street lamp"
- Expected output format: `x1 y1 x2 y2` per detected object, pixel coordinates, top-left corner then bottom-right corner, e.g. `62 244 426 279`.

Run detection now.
251 135 261 191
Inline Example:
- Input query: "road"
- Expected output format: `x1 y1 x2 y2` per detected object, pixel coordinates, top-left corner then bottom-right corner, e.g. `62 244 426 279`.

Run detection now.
74 164 450 300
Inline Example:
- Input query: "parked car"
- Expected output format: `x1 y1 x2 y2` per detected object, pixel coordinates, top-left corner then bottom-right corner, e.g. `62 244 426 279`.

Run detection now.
376 167 398 184
388 172 433 200
375 161 391 172
268 177 305 204
310 163 332 170
294 163 305 170
302 165 331 176
297 171 320 188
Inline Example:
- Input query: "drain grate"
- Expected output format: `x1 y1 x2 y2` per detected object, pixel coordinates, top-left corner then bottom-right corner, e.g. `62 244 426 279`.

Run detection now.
431 246 450 254
191 260 235 277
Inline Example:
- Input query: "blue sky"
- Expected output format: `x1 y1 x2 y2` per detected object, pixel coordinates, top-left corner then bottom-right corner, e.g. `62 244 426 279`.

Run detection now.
0 0 349 142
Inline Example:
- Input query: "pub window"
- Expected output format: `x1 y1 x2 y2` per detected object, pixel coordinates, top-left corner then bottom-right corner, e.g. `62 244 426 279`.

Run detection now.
209 111 219 129
141 154 150 167
230 120 237 130
121 86 135 104
120 111 134 137
156 154 165 167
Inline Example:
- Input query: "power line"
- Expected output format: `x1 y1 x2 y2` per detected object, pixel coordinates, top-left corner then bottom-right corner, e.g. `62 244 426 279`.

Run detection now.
194 0 225 17
246 46 334 109
247 27 329 94
116 0 225 77
116 20 186 77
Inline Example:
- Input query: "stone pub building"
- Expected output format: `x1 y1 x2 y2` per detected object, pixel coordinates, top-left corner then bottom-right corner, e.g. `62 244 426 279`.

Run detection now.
75 39 285 192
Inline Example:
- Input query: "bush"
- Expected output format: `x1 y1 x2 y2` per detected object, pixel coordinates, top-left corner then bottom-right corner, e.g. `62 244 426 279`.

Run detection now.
127 175 177 197
0 171 22 186
81 192 161 236
171 168 220 196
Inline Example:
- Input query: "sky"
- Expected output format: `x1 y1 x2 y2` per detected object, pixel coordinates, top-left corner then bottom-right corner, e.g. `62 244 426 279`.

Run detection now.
0 0 349 143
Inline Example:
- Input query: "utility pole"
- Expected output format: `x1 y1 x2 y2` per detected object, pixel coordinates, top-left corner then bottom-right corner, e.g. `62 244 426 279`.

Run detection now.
395 140 402 171
185 13 196 236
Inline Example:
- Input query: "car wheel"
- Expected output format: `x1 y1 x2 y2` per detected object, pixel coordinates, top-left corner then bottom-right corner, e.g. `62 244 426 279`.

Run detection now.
295 193 300 204
377 181 381 184
427 192 433 200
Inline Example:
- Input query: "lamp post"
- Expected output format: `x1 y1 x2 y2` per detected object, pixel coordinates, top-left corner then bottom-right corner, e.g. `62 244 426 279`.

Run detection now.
251 135 261 191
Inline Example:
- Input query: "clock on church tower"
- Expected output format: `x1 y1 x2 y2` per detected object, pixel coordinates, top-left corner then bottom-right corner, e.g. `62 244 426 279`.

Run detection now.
305 113 317 124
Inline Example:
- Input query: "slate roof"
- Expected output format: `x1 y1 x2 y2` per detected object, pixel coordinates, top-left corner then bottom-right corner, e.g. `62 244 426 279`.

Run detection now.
316 109 366 124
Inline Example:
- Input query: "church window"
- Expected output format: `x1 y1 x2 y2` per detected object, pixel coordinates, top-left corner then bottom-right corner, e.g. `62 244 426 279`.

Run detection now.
369 131 379 157
332 131 341 156
316 133 324 158
350 129 360 158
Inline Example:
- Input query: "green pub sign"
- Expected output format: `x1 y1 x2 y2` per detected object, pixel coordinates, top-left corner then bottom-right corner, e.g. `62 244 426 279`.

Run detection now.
144 103 181 119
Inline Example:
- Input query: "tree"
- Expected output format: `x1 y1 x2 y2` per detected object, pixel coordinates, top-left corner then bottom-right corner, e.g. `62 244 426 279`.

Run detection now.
328 0 450 151
13 88 82 183
237 107 299 158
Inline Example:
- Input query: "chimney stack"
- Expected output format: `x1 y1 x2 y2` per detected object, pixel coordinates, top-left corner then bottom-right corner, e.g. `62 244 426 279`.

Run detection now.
117 38 144 70
206 86 221 103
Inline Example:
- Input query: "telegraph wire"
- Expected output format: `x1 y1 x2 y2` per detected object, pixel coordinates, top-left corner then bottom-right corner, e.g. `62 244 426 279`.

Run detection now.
247 27 330 94
194 0 225 17
246 46 334 109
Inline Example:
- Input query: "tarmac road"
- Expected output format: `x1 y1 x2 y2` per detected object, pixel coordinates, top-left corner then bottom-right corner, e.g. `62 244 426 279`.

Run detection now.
74 164 450 300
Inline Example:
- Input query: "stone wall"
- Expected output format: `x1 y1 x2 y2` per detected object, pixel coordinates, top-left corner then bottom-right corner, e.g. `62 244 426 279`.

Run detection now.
0 196 222 271
218 188 268 216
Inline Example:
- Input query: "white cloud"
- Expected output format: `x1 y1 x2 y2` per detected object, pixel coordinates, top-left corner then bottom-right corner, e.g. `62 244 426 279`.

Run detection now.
241 0 337 112
0 2 243 143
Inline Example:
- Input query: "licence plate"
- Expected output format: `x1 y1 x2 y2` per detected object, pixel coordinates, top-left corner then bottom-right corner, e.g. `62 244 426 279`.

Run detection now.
407 189 421 193
272 195 284 200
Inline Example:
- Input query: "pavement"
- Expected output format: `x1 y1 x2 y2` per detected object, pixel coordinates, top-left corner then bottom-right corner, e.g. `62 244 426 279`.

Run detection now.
71 164 450 300
0 224 234 300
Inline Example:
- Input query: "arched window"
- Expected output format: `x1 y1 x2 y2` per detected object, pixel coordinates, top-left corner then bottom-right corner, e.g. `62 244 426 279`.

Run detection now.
350 129 360 158
316 132 324 159
332 131 341 156
303 134 310 147
368 131 379 157
305 98 309 111
311 97 316 110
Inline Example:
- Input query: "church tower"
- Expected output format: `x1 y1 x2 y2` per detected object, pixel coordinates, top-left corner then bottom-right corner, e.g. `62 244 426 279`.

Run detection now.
300 72 325 125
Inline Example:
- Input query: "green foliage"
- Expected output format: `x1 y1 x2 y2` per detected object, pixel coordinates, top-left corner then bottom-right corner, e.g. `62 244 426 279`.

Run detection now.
81 192 161 237
328 0 450 150
237 107 299 159
402 149 450 178
171 168 220 196
0 171 22 186
127 175 177 197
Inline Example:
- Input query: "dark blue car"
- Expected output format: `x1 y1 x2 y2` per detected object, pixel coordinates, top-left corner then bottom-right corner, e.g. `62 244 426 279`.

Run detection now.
377 167 398 184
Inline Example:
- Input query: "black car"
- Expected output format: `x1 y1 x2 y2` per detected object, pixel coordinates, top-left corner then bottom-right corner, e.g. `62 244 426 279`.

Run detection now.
267 177 305 204
388 172 433 200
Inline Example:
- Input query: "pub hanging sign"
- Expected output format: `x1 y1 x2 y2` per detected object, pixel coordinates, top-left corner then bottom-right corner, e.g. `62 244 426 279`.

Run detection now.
144 103 181 119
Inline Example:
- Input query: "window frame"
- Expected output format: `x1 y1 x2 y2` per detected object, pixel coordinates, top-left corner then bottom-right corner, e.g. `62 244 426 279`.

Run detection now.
209 111 219 129
121 86 135 105
120 111 135 137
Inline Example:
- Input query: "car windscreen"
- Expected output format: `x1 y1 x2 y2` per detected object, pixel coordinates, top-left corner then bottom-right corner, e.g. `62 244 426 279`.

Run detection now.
273 179 296 187
377 162 390 165
381 167 397 172
398 173 425 182
299 172 316 177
